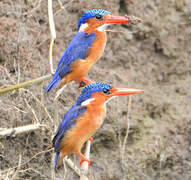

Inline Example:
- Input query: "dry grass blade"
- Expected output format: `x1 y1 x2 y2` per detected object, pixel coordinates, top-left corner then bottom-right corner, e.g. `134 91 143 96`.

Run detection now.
21 88 53 123
11 154 22 179
1 149 53 173
121 96 132 166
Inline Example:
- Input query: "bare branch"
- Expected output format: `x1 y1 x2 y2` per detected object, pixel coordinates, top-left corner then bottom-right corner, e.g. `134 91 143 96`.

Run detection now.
0 74 52 95
0 124 41 137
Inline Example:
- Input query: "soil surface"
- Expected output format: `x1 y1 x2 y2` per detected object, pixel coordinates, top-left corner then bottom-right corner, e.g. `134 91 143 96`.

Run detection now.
0 0 191 179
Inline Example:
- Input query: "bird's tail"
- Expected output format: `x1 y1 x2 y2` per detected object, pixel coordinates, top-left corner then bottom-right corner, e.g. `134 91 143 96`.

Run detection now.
46 74 61 92
55 152 65 170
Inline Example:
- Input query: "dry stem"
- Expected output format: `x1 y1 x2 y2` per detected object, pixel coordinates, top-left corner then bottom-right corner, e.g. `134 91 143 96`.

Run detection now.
0 74 52 95
2 149 53 173
0 124 42 137
65 158 81 177
121 96 132 167
48 0 56 74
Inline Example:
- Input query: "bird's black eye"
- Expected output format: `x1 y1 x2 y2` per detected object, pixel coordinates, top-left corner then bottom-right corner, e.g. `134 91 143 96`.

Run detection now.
95 14 103 20
103 88 111 94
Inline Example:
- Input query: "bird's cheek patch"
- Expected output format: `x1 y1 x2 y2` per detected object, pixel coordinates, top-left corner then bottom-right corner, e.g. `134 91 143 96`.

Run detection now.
81 98 95 106
79 23 89 32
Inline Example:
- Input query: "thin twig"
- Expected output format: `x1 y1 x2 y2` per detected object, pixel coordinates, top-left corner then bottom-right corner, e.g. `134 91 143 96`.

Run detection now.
11 154 22 179
48 0 58 174
17 21 21 84
25 99 40 124
64 158 81 177
0 74 52 95
51 151 56 180
2 148 53 173
21 88 53 123
121 96 132 166
54 0 75 16
48 0 56 74
0 65 14 83
106 29 138 34
18 167 46 178
22 0 42 16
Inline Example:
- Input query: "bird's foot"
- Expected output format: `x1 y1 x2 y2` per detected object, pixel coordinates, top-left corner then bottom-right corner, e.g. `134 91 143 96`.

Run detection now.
78 77 94 88
77 152 91 166
89 137 93 142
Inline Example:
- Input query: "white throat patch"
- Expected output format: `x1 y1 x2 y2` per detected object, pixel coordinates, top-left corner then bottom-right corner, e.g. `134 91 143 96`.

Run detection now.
104 96 116 105
97 24 109 32
79 23 88 32
81 98 95 106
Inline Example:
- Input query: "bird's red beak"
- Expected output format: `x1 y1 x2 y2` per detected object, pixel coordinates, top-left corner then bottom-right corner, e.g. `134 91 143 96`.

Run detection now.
110 88 144 97
104 15 130 24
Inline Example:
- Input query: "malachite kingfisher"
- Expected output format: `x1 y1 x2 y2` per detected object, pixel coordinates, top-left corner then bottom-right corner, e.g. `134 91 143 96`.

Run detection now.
52 82 144 169
46 9 132 98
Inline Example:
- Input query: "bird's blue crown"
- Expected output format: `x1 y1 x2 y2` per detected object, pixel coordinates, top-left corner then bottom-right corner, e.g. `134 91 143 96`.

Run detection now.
77 82 113 104
78 9 112 30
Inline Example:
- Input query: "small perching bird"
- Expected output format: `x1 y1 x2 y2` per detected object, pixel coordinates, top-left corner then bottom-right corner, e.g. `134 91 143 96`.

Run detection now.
46 9 132 98
52 82 144 169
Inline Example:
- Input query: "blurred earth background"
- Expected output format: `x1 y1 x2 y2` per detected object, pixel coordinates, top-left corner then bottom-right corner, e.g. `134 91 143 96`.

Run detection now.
0 0 191 179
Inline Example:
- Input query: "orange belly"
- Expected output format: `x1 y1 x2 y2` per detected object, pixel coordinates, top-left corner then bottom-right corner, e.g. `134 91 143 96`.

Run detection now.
59 107 106 155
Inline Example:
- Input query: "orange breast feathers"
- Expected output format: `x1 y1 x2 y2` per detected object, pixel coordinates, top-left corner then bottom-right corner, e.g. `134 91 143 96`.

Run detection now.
63 30 107 84
59 102 106 155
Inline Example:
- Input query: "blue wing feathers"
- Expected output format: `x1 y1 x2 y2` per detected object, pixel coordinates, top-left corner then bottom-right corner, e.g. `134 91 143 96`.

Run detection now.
46 32 97 92
46 73 61 92
54 152 60 169
52 104 87 152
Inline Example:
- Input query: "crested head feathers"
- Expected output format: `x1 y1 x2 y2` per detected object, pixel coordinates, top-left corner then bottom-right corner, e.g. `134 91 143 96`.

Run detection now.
77 82 112 105
78 9 112 30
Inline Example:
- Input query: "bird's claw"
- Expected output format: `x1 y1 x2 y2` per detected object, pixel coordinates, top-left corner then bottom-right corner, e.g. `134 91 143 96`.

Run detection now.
80 158 91 166
89 137 93 142
77 152 91 166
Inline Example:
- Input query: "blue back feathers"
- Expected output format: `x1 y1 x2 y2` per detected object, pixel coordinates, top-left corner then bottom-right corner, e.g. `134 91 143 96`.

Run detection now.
46 32 97 92
77 82 113 105
78 9 112 30
58 32 97 77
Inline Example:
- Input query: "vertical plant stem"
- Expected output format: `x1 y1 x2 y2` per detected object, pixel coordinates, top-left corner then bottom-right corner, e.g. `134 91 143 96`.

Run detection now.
48 0 56 74
121 96 131 168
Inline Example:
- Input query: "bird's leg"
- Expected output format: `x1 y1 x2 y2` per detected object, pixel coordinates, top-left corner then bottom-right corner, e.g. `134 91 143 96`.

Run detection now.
77 152 91 166
89 137 93 142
